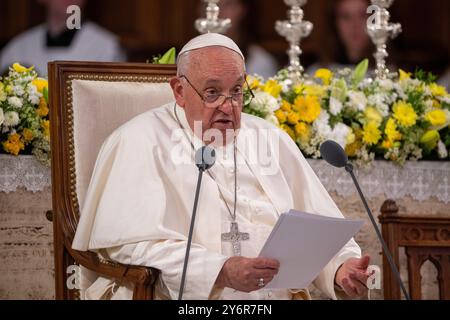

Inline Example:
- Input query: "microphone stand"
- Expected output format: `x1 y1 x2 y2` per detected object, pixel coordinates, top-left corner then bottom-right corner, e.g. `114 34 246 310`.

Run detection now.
178 164 206 300
345 163 411 300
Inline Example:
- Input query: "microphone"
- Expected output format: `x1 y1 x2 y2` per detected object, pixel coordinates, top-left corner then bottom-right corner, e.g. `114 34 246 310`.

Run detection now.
178 146 216 300
195 145 216 172
320 140 411 300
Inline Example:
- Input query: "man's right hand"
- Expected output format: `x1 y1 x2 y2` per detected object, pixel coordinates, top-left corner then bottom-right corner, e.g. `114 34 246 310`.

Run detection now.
215 257 280 292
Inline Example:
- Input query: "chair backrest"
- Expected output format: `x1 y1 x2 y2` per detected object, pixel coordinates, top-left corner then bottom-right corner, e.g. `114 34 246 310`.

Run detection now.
379 200 450 300
48 61 177 299
49 61 176 240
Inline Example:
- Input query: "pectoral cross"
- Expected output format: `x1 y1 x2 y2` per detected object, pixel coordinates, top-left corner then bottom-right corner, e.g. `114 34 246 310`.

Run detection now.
221 222 249 256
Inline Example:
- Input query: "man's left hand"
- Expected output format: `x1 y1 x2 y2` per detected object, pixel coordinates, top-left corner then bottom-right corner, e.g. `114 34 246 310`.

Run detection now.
335 255 371 298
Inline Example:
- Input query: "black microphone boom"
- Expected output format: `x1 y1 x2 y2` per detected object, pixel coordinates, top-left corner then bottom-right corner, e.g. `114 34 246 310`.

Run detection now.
178 146 216 300
320 140 411 300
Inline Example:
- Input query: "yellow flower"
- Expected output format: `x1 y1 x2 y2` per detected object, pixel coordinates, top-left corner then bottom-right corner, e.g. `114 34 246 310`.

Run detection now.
32 78 48 93
293 84 303 95
382 118 402 149
37 97 49 117
345 138 362 157
314 68 333 85
0 82 6 102
274 109 287 124
281 124 295 140
262 79 282 98
432 99 441 109
246 75 261 90
295 83 326 97
429 83 448 97
381 140 394 149
425 109 447 127
22 128 34 142
393 101 418 127
280 100 292 112
42 120 50 138
287 111 300 125
303 84 326 97
346 131 356 145
294 122 311 142
398 69 412 81
362 121 381 145
12 62 34 73
385 118 402 142
364 107 382 125
420 130 440 151
293 95 321 123
2 133 25 156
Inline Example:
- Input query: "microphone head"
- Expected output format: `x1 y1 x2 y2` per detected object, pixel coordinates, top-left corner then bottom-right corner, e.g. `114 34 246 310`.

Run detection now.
320 140 348 168
195 146 216 171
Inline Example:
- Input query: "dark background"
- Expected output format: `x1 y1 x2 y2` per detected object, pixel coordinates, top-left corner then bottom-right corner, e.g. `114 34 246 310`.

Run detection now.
1 0 449 75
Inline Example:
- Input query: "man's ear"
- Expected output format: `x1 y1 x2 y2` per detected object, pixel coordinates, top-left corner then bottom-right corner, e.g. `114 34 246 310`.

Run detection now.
170 77 185 107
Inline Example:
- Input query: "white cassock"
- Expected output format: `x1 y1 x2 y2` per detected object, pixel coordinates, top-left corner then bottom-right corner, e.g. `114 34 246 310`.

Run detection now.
72 102 361 300
0 22 124 76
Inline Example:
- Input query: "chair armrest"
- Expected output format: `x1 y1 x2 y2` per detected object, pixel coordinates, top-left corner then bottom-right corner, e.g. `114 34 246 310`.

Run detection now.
66 240 160 299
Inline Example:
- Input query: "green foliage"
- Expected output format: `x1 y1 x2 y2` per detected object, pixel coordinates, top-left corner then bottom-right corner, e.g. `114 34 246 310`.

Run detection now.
43 87 48 103
407 90 426 114
351 59 369 88
281 90 298 105
414 69 437 84
151 47 176 64
243 106 265 119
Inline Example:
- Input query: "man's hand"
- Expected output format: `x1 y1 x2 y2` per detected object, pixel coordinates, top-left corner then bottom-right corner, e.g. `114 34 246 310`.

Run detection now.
335 255 372 298
215 257 279 292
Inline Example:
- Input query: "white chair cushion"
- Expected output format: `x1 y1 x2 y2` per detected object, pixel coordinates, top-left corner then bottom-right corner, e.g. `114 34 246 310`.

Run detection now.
71 80 174 208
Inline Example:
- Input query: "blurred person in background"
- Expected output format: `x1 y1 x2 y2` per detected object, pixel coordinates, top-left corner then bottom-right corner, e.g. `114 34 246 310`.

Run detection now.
0 0 125 76
439 65 450 91
307 0 374 75
218 0 279 78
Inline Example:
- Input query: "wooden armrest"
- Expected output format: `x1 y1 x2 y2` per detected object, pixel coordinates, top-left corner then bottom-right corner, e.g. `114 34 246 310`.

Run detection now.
69 245 160 286
63 234 160 298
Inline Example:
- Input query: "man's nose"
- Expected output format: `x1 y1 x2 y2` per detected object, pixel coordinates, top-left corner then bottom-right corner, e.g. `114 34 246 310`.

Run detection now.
217 97 234 115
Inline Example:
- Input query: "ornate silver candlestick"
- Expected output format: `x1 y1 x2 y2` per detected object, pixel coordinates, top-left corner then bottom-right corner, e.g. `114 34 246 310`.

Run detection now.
275 0 313 83
367 0 402 79
195 0 231 34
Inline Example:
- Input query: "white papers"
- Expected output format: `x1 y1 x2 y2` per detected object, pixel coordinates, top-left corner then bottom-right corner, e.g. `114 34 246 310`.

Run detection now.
258 209 363 289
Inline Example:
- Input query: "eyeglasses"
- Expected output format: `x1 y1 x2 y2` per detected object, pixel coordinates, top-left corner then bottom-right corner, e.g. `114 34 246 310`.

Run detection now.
179 75 255 109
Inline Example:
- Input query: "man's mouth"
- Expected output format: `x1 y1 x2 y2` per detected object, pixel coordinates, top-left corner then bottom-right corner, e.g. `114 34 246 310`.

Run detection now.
211 119 235 130
214 119 233 124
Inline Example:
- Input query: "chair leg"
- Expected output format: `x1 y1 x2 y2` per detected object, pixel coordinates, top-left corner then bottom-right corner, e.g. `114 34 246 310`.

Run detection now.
53 212 79 299
53 212 67 299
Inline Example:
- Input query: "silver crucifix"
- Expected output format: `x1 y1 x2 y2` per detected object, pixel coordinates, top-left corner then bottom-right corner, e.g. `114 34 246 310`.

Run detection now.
221 222 249 256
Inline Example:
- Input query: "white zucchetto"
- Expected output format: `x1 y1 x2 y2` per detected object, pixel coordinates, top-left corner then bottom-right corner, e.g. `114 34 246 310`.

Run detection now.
177 33 245 62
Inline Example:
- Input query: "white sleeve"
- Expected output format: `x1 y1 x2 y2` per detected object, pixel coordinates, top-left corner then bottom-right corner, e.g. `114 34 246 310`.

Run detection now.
106 240 228 300
312 239 361 300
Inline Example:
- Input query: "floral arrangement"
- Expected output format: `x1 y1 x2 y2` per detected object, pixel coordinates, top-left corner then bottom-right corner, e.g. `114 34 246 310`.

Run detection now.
0 63 50 166
244 60 450 166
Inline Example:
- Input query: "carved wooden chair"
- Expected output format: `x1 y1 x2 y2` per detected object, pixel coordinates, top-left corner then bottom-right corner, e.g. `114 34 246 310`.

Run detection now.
379 199 450 300
48 61 177 299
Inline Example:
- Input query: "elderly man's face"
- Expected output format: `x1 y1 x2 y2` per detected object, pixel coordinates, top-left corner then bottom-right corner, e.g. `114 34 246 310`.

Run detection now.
171 47 246 145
